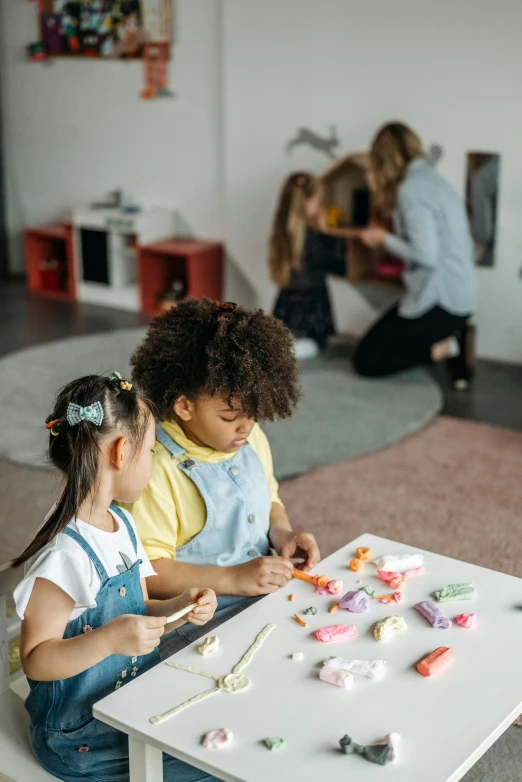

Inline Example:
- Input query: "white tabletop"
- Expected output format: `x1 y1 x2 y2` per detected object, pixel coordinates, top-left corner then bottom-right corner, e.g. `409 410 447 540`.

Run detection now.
94 534 522 782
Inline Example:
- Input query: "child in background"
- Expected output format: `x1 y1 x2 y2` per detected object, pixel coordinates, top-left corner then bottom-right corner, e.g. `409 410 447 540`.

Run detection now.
125 299 320 657
269 171 347 359
12 374 218 782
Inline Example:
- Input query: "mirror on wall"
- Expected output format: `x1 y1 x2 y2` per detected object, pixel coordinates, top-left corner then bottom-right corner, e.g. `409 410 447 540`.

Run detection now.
465 152 500 267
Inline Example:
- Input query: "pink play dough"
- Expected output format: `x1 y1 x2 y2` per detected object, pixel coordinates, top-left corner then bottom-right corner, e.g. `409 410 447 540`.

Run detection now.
314 624 358 642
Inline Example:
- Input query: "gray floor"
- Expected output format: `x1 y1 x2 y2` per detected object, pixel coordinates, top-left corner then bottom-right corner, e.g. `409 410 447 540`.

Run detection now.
1 279 521 431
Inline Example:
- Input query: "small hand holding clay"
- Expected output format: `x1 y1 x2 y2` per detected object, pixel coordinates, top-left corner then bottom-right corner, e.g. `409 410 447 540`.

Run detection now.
167 588 217 628
270 528 320 571
233 556 294 596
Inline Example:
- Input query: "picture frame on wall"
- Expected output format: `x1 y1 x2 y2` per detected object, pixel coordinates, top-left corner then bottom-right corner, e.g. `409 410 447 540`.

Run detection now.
38 1 173 60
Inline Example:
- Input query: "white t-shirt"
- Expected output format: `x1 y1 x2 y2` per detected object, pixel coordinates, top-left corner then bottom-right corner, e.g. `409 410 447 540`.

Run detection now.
14 506 156 621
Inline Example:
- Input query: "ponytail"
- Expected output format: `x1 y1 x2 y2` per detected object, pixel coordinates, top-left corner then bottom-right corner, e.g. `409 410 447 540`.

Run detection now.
11 373 151 569
268 171 320 288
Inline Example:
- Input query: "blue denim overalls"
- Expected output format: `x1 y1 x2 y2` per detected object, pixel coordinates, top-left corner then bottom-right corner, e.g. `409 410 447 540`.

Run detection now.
26 504 215 782
156 425 271 658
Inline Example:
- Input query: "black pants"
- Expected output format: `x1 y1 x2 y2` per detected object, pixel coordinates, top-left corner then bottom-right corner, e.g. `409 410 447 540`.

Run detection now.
353 304 469 378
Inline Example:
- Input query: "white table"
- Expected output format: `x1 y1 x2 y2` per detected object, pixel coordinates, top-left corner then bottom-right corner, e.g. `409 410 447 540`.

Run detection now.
93 534 522 782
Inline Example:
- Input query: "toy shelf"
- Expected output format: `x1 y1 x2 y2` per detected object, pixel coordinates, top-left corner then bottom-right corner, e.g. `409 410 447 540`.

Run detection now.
138 239 223 317
24 222 76 300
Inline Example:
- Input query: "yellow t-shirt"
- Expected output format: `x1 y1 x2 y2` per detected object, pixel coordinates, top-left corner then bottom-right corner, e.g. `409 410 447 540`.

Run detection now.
121 421 282 561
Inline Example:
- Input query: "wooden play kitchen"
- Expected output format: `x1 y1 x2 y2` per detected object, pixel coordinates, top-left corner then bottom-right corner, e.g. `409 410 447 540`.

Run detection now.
320 152 404 287
24 205 223 317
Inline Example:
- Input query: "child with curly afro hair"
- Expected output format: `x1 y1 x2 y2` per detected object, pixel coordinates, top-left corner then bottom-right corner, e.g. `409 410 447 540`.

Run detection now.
123 298 320 655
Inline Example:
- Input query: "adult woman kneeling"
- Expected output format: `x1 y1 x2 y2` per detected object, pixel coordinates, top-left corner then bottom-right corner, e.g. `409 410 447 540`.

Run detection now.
354 122 476 388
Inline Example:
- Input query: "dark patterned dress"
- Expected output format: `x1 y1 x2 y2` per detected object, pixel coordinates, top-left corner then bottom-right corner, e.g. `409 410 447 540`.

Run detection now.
273 228 346 349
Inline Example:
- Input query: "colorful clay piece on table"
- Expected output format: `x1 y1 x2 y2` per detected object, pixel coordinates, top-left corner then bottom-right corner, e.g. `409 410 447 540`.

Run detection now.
373 592 403 604
324 657 386 679
338 590 369 613
456 612 476 628
377 570 405 590
201 728 233 749
374 553 424 573
433 583 477 602
404 565 425 578
150 624 276 725
198 636 220 655
349 558 365 572
289 593 295 602
359 585 375 596
415 601 452 629
373 615 407 642
294 613 308 627
356 546 373 561
291 652 305 662
314 624 358 642
329 603 340 614
416 646 453 677
264 738 284 751
339 734 393 766
376 733 400 762
304 606 317 615
319 666 354 689
292 569 331 588
315 578 343 596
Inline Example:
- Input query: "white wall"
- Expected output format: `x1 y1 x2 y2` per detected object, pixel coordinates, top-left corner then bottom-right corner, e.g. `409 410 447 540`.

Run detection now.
2 0 522 361
222 0 522 362
0 0 223 272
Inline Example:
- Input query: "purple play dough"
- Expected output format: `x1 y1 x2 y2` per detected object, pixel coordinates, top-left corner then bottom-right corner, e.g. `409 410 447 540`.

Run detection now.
415 600 452 629
339 590 369 613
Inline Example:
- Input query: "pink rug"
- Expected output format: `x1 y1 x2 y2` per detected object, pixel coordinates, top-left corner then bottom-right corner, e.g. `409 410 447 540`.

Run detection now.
280 416 522 578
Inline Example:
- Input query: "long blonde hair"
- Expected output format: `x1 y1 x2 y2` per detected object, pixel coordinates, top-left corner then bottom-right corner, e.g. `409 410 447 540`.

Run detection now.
369 122 423 218
268 172 320 288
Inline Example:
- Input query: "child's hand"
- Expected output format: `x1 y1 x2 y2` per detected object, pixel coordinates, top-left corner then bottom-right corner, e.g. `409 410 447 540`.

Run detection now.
104 614 166 657
232 556 294 596
180 588 217 626
270 529 320 572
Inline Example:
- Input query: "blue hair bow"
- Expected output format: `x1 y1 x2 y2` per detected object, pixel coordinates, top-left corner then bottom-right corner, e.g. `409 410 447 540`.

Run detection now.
66 401 104 427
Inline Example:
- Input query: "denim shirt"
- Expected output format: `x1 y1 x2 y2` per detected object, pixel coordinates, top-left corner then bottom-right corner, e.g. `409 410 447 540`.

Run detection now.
385 159 477 319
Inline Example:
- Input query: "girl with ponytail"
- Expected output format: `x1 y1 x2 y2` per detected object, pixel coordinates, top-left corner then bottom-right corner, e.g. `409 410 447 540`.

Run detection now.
12 373 218 782
269 171 347 359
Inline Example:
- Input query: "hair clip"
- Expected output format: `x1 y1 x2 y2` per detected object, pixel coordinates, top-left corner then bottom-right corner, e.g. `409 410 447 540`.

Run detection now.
218 302 237 318
45 418 62 436
66 401 104 427
109 371 132 391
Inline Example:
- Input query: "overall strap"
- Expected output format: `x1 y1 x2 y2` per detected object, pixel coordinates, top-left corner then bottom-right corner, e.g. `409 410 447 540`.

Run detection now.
63 528 109 584
156 423 186 458
109 504 138 555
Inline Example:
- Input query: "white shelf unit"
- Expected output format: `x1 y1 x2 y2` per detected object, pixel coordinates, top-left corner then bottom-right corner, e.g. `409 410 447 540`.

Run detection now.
72 207 178 312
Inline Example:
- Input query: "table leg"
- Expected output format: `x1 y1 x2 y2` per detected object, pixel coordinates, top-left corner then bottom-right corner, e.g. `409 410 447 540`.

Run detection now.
129 735 163 782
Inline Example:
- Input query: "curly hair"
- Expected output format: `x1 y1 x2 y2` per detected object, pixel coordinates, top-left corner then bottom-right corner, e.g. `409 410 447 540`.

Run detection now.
131 299 301 422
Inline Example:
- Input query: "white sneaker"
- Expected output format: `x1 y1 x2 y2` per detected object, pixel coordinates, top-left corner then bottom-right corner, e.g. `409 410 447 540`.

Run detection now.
293 338 319 360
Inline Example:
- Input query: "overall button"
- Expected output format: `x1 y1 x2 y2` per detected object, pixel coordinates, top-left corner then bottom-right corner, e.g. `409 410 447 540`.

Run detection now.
184 459 195 469
248 513 255 524
230 466 240 477
247 549 257 558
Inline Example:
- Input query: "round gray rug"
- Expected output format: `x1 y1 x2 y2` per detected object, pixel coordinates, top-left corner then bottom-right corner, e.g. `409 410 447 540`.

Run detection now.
0 328 442 476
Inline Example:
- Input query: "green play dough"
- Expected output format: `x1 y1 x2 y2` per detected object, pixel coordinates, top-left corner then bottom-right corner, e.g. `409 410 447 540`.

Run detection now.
264 737 284 751
359 585 375 596
433 583 477 602
303 606 317 615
